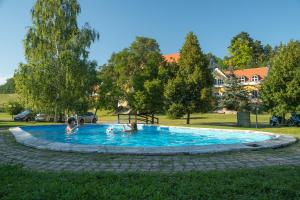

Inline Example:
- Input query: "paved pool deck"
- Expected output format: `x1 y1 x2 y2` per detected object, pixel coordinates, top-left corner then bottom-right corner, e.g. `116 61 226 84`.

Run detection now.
1 129 300 172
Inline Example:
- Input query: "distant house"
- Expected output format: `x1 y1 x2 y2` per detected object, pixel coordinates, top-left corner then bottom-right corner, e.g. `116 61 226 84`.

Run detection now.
163 53 180 63
213 67 269 99
163 53 269 99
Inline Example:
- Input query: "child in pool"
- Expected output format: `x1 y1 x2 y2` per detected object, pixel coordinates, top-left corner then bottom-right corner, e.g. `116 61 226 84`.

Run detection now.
66 117 77 134
122 122 138 133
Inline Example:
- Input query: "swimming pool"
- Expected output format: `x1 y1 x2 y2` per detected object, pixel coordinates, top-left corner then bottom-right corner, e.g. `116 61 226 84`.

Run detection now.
10 124 296 154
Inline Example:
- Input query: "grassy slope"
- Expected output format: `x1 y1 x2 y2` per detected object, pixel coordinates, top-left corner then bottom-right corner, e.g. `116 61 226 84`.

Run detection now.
0 93 18 105
0 165 299 200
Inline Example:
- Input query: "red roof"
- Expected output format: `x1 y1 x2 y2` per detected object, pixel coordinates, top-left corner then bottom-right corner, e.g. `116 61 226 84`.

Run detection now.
163 53 180 63
224 67 269 80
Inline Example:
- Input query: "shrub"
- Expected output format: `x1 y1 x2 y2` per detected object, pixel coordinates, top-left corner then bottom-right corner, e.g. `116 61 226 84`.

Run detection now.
5 101 23 116
167 103 185 119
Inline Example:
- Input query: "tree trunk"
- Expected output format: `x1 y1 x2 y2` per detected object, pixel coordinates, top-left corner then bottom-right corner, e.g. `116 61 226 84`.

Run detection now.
186 112 190 124
54 105 57 123
282 113 286 124
151 113 154 124
94 107 98 122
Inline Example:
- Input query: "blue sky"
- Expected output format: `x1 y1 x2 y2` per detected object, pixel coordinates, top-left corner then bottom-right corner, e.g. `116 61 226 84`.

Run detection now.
0 0 300 84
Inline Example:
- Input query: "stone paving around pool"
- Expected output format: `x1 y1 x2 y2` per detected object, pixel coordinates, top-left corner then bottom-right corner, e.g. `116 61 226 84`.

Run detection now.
1 129 300 172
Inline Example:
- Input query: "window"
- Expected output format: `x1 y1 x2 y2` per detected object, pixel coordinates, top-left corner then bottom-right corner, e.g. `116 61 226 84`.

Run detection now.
251 75 259 82
240 76 246 83
251 90 258 99
214 79 224 85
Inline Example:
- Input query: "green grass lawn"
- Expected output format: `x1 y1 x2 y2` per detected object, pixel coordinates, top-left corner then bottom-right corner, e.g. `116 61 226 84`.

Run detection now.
0 93 18 105
0 165 299 199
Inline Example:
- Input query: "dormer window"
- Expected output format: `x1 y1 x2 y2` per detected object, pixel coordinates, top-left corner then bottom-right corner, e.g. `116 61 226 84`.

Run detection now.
251 75 259 82
240 76 246 83
214 79 224 85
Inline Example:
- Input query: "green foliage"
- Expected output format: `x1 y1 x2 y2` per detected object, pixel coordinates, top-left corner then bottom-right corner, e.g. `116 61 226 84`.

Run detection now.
14 0 99 118
5 101 24 116
164 32 213 123
133 79 164 114
224 32 272 69
102 36 165 114
206 52 226 70
167 103 185 119
0 78 15 94
261 40 300 117
220 71 250 111
95 64 123 111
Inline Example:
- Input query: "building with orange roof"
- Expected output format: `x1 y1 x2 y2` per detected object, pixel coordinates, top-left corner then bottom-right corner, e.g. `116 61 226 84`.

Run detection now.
213 66 269 99
163 53 180 63
163 53 269 99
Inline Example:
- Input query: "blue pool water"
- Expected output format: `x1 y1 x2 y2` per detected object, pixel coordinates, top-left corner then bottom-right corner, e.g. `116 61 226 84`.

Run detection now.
21 124 272 147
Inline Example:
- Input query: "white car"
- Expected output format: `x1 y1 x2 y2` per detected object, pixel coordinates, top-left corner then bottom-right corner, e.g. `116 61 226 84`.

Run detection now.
77 112 98 124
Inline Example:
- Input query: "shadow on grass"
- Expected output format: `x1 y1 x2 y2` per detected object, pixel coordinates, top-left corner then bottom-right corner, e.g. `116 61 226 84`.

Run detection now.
182 116 208 120
191 122 273 129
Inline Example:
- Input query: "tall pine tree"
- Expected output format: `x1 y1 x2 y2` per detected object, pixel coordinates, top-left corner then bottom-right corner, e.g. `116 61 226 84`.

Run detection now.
165 32 213 124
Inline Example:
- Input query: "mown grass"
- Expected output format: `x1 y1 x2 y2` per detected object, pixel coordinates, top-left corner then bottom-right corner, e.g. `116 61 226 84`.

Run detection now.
0 165 299 200
0 93 18 105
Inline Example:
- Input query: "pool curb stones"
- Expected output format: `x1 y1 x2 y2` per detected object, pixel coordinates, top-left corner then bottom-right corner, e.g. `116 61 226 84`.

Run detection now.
9 127 297 155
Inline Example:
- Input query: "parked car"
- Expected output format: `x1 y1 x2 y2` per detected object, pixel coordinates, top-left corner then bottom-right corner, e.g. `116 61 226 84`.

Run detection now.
77 112 98 124
35 113 54 122
287 112 300 127
14 110 34 122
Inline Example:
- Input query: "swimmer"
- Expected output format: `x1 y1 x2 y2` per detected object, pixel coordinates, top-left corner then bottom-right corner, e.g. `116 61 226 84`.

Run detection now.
122 122 138 133
106 127 114 134
66 117 77 134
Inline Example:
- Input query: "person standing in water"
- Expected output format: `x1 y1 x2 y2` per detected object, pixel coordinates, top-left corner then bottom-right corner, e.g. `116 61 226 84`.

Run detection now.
66 117 77 134
122 122 138 133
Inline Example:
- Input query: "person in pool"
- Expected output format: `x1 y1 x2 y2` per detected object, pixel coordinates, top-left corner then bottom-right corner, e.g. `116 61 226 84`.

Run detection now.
122 122 138 133
66 117 77 134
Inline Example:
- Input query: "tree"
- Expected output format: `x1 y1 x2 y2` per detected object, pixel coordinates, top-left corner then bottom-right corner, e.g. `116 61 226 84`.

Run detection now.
134 79 164 115
263 44 273 65
260 41 300 118
14 0 99 120
0 78 15 94
164 32 213 124
95 64 123 111
224 32 271 69
5 101 23 119
103 37 165 114
220 71 250 111
206 53 226 70
224 32 255 68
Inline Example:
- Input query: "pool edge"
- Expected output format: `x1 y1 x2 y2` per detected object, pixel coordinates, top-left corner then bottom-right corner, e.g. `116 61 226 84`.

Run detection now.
9 126 297 155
